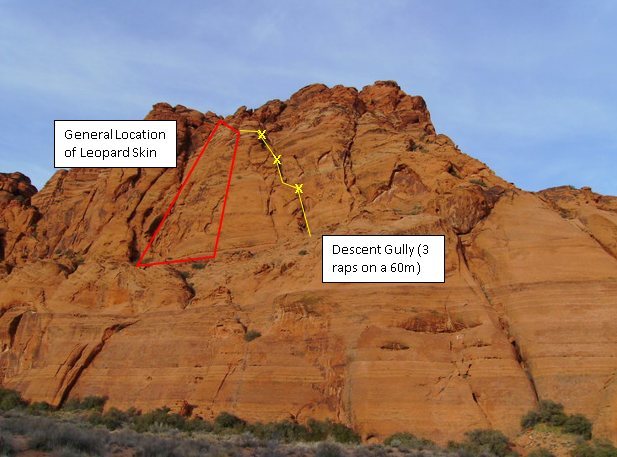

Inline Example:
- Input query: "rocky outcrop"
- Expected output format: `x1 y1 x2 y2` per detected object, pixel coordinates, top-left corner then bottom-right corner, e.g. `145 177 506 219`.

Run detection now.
0 173 39 267
539 186 617 260
0 82 615 444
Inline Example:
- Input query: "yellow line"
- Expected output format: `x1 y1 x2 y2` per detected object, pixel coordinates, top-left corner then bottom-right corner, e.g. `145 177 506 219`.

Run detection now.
275 163 295 188
242 128 312 236
297 194 312 236
260 139 278 159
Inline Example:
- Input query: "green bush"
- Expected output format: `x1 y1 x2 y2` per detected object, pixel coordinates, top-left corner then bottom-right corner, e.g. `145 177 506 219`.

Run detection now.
214 411 246 431
537 400 568 426
184 417 214 433
88 407 135 430
28 401 54 415
521 400 592 439
467 429 514 457
528 448 556 457
522 400 568 429
384 432 435 449
248 418 359 444
250 420 309 442
87 405 212 433
62 395 107 412
329 421 361 444
131 407 188 433
571 439 617 457
449 429 516 457
244 330 262 342
521 410 542 429
303 419 360 444
305 418 330 441
0 388 26 411
563 414 593 440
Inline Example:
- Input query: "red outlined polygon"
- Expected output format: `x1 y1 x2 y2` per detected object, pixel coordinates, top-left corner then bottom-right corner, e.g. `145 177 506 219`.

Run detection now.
136 120 240 268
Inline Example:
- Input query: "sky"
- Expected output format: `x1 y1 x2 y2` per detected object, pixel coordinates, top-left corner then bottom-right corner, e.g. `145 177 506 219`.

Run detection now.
1 1 616 195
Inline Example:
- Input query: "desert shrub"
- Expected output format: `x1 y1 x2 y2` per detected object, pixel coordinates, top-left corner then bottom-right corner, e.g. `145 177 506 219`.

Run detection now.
0 430 16 456
135 436 184 457
88 407 136 430
94 405 211 434
522 400 568 429
179 271 191 279
0 414 42 435
172 438 215 457
112 431 215 457
521 410 542 429
28 421 107 454
563 414 593 440
191 262 206 270
449 429 516 457
528 448 556 457
537 400 568 426
244 330 262 342
521 410 540 430
571 439 617 457
305 418 330 441
131 407 188 433
255 441 286 457
329 422 361 444
54 448 88 457
231 431 260 448
384 432 435 449
303 419 360 444
81 396 107 411
28 401 54 414
466 429 514 457
181 417 213 433
62 395 107 412
521 400 592 439
246 418 358 444
250 420 309 442
353 444 388 457
316 442 344 457
107 428 143 450
0 388 26 411
214 411 246 431
298 249 308 256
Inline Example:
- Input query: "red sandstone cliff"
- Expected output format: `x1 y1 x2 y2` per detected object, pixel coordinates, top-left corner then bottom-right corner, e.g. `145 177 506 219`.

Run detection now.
1 82 616 443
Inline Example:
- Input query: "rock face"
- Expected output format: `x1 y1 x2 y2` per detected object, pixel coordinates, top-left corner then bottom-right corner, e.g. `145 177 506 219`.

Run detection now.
1 82 616 443
0 173 39 268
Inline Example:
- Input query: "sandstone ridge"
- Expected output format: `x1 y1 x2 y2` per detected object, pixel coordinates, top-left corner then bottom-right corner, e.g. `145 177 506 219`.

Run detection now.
1 82 616 443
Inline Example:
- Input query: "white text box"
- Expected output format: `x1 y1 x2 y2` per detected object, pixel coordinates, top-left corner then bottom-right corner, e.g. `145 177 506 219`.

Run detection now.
55 120 177 168
322 235 445 283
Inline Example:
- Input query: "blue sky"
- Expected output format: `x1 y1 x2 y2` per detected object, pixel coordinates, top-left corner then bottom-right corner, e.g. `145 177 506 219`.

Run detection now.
1 1 615 195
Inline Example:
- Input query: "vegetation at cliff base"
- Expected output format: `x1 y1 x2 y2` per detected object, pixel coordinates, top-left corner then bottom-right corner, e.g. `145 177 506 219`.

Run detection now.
522 400 593 440
447 429 517 457
0 389 614 457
